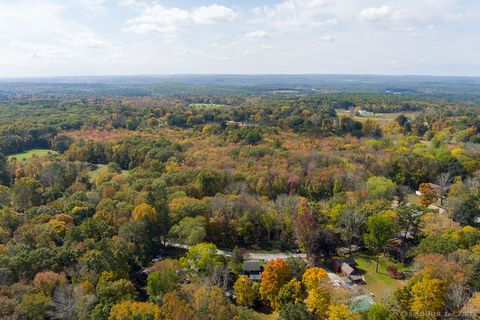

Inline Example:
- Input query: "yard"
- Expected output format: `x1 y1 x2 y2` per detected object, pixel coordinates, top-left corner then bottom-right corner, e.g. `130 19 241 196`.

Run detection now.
7 149 58 160
353 253 409 298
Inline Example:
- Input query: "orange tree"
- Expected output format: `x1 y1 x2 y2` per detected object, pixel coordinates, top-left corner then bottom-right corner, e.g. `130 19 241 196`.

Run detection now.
259 258 291 310
419 183 438 207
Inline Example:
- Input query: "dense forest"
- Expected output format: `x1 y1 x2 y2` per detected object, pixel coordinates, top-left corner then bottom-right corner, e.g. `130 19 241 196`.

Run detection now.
0 90 479 320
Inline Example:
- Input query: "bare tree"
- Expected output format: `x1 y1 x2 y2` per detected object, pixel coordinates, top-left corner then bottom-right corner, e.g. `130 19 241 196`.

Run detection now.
397 185 413 205
445 284 472 312
48 285 96 320
339 207 366 253
435 172 452 206
48 285 76 320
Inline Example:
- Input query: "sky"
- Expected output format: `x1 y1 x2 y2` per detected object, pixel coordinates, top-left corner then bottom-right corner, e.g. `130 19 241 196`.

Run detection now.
0 0 479 77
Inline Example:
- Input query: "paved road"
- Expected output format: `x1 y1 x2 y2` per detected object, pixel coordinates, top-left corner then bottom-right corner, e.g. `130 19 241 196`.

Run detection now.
165 242 307 261
245 252 306 261
165 242 232 257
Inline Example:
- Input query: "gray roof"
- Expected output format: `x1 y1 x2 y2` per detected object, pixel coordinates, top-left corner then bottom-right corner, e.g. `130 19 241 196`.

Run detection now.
249 274 262 281
340 262 355 276
243 260 261 272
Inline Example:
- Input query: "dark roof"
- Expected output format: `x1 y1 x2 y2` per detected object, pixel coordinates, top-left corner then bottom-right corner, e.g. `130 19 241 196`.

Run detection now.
243 261 261 272
344 256 356 266
349 274 364 282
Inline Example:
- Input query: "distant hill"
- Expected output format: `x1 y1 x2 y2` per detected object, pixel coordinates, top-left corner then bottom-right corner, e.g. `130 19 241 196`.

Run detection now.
1 74 480 102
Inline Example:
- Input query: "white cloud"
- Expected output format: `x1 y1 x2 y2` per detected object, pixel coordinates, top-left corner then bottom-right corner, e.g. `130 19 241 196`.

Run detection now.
252 0 337 30
359 6 392 22
2 0 480 76
191 4 237 24
124 3 237 38
77 0 108 14
124 5 189 37
310 18 338 28
0 1 69 39
319 35 335 42
118 0 146 9
68 32 110 49
245 30 271 40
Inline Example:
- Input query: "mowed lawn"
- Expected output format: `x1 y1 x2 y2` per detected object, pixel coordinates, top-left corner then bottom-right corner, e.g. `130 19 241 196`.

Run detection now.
7 149 58 160
354 253 409 298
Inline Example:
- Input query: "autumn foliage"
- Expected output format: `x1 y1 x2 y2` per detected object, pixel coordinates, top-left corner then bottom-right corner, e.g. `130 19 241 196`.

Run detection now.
259 258 291 310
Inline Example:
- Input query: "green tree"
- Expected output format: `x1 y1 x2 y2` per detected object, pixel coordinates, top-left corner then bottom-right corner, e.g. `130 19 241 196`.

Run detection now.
179 243 222 275
0 186 12 208
367 176 397 200
147 179 170 244
92 272 137 320
228 246 243 275
0 154 10 185
169 216 206 245
286 257 308 281
367 304 390 320
16 293 51 320
279 303 313 320
278 279 303 307
13 177 42 210
196 169 226 196
364 213 396 272
147 260 180 303
396 205 423 240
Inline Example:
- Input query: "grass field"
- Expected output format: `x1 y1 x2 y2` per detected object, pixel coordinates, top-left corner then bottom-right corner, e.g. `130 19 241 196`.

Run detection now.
7 149 58 160
353 253 409 298
336 109 419 125
88 164 129 182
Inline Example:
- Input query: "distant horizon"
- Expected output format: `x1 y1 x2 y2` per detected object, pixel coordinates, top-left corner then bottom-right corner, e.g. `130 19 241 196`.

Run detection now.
1 1 480 77
2 73 480 81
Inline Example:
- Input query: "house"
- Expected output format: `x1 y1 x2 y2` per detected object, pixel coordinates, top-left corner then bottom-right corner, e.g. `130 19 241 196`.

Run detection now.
333 257 365 283
243 260 263 281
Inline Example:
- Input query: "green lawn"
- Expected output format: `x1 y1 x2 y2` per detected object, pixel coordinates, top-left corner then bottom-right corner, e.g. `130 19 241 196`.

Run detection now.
353 253 409 298
336 110 419 125
88 164 129 182
7 149 58 160
88 164 109 182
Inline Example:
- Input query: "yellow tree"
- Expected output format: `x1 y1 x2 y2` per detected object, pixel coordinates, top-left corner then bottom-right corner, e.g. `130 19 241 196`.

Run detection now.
302 267 328 290
109 301 160 320
327 304 360 320
411 272 446 320
462 292 480 314
132 203 157 221
302 267 331 317
233 275 258 307
305 287 331 318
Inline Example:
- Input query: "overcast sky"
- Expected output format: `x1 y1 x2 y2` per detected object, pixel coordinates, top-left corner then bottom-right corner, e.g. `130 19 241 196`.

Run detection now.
1 0 479 77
